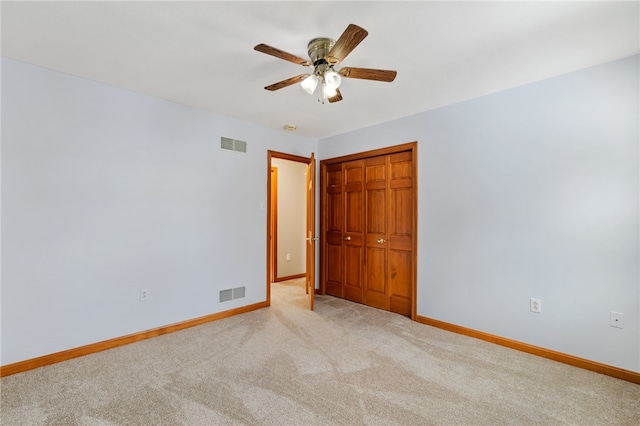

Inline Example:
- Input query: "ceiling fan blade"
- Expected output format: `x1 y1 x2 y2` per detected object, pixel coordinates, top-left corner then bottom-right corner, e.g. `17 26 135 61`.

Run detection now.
327 24 368 64
328 88 343 103
254 44 311 67
264 74 310 91
339 67 397 82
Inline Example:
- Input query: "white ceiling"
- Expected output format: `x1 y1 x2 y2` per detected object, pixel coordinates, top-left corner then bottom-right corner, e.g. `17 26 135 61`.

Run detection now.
2 1 638 139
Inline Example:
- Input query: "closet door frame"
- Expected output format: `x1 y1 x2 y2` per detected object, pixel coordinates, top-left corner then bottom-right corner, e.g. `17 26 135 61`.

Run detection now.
319 142 418 320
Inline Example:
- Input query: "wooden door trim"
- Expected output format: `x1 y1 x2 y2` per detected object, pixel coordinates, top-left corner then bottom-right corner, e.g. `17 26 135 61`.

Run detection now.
270 167 278 283
320 142 418 320
267 150 314 307
270 152 312 163
319 162 328 296
321 142 417 165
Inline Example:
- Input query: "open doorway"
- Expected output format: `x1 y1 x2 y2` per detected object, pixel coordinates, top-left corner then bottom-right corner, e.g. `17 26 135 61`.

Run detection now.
266 151 316 309
271 159 306 282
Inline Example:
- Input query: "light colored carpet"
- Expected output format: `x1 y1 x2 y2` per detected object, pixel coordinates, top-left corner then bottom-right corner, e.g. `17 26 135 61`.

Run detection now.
1 278 639 425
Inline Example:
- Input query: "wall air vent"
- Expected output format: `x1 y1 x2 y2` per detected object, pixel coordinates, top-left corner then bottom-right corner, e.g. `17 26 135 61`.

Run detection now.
233 286 246 299
219 289 233 303
219 286 246 303
220 137 247 153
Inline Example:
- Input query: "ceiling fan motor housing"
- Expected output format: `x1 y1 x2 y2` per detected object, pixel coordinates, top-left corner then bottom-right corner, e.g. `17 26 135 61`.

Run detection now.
307 38 336 64
307 37 338 80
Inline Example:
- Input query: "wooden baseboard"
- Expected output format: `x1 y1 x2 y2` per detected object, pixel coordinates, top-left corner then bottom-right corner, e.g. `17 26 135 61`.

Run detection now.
1 301 268 377
274 273 306 282
4 305 637 384
415 315 640 385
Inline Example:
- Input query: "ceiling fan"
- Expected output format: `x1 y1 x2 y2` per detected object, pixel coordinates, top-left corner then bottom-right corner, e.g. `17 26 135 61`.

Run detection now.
254 24 397 103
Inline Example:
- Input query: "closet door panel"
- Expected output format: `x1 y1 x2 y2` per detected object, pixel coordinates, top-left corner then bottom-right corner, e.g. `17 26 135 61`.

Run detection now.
345 191 363 233
389 187 413 251
325 163 344 297
343 160 364 301
364 156 388 309
365 246 387 309
388 249 412 316
388 151 414 315
344 245 363 302
326 244 343 296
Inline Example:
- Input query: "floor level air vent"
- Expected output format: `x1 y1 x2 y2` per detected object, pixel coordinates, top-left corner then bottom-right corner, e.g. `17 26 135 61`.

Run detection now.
219 286 246 303
233 286 245 299
220 137 247 153
219 289 233 303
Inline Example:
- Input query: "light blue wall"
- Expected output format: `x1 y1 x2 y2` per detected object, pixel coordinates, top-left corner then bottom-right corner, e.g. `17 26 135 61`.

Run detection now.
2 55 638 373
318 55 640 372
1 58 315 365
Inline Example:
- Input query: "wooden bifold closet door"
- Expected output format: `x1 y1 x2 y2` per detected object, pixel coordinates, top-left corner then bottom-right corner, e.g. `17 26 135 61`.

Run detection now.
321 143 416 317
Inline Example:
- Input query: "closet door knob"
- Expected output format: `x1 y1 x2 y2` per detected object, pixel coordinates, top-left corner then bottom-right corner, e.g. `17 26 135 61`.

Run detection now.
377 238 386 244
344 236 351 241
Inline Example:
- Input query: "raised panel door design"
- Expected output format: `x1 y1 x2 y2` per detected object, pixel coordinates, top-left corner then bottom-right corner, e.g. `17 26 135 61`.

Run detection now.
366 189 385 233
390 151 412 180
343 160 364 302
391 188 412 236
388 249 412 316
365 160 386 183
389 187 413 250
321 144 415 318
327 166 342 187
326 192 343 233
345 191 362 233
325 163 343 298
364 156 388 310
365 246 387 309
344 245 363 302
388 152 413 315
345 162 363 185
326 244 343 297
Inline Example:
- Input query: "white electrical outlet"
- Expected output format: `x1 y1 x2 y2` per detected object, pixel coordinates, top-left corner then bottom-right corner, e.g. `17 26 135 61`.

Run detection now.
530 298 541 313
610 311 624 329
140 288 149 302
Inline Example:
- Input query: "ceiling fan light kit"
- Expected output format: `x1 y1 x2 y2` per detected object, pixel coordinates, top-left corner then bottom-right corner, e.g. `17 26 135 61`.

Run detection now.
254 24 397 104
322 69 341 90
300 74 318 94
322 83 338 100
